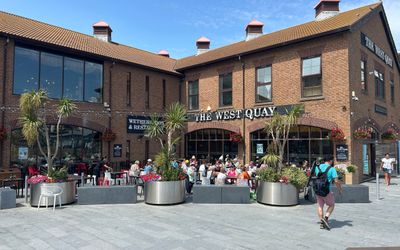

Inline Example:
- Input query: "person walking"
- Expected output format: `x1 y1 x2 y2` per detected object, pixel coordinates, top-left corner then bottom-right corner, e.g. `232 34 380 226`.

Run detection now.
314 157 342 230
380 153 395 187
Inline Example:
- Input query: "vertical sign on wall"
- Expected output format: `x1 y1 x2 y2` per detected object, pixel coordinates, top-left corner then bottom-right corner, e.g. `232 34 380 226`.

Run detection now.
362 144 369 175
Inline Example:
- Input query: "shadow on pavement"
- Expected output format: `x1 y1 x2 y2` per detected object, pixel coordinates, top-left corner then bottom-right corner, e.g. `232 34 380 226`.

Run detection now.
330 219 353 228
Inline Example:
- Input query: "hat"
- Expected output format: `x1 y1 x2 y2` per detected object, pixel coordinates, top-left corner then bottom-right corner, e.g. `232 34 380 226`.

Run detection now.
147 159 152 162
185 160 189 164
192 155 196 159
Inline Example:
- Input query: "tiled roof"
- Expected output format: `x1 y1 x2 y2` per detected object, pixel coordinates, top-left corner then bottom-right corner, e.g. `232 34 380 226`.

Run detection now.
0 11 179 74
175 3 381 70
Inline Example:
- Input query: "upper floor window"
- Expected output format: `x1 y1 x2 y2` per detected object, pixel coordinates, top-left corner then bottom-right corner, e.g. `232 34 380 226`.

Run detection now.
162 79 166 108
219 73 232 107
390 79 394 104
145 76 150 109
188 80 199 110
361 60 367 92
13 46 103 103
301 56 322 98
374 70 385 99
256 66 272 102
126 72 131 107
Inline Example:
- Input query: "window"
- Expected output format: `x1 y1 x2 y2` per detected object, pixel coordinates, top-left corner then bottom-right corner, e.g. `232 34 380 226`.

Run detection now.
188 80 199 110
13 47 39 94
374 70 385 99
13 46 103 102
126 72 131 106
162 79 166 108
219 73 232 106
256 66 272 102
145 76 149 109
361 60 367 92
63 57 84 101
390 79 394 104
40 52 63 99
179 80 182 103
302 56 322 98
84 62 103 103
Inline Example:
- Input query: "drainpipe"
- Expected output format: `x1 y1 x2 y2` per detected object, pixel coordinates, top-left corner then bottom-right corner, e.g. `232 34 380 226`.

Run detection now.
107 62 115 160
1 37 9 167
238 55 246 163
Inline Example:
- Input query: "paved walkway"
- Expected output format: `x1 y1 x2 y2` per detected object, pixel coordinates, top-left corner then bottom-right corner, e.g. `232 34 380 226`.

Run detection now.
0 178 399 250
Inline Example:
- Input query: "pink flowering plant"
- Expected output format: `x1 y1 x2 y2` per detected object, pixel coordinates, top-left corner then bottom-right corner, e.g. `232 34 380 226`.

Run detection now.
27 175 48 184
381 128 399 140
141 173 161 182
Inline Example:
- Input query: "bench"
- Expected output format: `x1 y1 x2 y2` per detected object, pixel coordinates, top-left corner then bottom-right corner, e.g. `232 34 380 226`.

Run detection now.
193 185 250 204
77 186 137 205
308 184 369 203
0 187 16 209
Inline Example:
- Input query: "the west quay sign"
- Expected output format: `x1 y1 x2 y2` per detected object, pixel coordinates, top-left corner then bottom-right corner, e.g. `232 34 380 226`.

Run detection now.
361 33 393 68
187 105 295 122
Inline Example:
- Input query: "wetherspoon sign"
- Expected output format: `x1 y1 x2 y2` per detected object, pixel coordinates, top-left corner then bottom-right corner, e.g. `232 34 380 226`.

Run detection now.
361 33 393 68
187 105 295 122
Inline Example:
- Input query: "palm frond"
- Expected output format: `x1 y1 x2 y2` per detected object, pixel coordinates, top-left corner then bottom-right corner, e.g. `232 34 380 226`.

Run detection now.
145 114 164 138
58 98 77 116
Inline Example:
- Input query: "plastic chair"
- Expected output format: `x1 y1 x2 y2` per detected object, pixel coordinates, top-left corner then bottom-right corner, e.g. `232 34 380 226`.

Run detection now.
37 185 63 212
103 172 113 185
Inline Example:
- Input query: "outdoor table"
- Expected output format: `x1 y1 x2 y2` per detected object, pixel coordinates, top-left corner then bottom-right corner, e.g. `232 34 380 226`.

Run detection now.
1 178 24 198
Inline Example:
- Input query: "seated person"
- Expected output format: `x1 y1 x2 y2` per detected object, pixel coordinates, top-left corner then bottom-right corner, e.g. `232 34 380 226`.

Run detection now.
215 168 226 185
237 165 251 186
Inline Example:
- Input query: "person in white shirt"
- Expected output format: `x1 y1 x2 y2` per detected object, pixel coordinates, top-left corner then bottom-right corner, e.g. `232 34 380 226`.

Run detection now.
381 153 395 187
199 160 208 185
215 167 226 185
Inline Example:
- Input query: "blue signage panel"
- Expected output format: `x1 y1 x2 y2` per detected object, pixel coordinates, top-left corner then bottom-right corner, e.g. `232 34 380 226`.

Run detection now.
127 115 152 134
362 144 369 174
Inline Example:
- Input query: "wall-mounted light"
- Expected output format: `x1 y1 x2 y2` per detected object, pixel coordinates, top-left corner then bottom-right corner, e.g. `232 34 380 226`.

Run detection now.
207 105 212 112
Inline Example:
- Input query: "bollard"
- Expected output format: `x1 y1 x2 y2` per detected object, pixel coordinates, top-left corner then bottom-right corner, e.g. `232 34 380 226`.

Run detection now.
81 172 84 187
376 172 380 200
24 175 28 204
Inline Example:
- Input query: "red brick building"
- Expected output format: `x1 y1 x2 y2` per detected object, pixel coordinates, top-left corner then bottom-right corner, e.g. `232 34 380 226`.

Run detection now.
0 1 399 182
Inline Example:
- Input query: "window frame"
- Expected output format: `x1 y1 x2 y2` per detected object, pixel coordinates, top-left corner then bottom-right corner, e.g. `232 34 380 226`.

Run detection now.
301 55 322 98
12 44 104 103
255 65 272 103
162 79 166 108
145 76 150 109
188 79 199 111
219 72 233 107
374 69 385 100
361 59 368 93
390 79 394 105
126 72 131 107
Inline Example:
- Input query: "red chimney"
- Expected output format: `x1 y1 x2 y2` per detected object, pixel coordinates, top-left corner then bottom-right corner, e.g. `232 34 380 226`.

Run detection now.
93 20 112 42
158 50 170 58
196 36 210 55
314 0 340 21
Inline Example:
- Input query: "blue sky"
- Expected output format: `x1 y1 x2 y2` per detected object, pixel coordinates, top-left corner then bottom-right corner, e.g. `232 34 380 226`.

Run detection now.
1 0 399 59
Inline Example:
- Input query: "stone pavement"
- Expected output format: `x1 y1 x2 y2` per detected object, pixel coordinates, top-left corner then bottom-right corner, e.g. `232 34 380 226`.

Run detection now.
0 178 399 250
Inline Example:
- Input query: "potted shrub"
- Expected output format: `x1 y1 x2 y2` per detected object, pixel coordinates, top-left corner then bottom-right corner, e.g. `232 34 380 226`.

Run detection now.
144 102 187 205
381 128 398 142
353 127 373 140
345 164 358 185
256 105 308 206
19 90 77 206
331 127 346 142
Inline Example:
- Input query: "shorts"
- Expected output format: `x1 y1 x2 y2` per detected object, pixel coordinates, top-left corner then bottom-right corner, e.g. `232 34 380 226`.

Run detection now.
316 192 335 208
383 168 392 174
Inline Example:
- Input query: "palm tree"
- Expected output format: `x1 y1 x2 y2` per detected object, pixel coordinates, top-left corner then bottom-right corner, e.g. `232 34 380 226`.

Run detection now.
264 105 303 174
146 102 186 171
19 90 76 174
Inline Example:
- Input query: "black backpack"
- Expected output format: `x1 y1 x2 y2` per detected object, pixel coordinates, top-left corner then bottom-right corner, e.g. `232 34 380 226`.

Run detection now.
312 165 332 197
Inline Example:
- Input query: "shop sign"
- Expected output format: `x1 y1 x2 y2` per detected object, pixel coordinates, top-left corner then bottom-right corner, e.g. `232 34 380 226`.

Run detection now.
188 105 295 123
256 144 264 155
335 144 348 162
18 147 28 160
113 144 122 157
127 115 153 134
361 33 393 68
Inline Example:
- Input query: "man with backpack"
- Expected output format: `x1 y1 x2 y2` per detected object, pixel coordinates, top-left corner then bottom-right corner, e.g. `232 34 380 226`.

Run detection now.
313 157 342 230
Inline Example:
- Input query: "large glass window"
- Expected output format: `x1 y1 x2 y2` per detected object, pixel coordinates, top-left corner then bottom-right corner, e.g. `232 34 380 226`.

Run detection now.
40 52 63 99
219 73 232 106
84 62 103 103
13 46 103 103
250 125 333 164
13 47 39 94
390 79 394 104
63 57 84 101
256 66 272 102
302 56 322 98
10 126 101 166
188 80 199 110
374 70 385 99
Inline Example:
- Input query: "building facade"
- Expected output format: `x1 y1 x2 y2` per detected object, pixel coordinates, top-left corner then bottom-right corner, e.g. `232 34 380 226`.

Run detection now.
0 1 399 182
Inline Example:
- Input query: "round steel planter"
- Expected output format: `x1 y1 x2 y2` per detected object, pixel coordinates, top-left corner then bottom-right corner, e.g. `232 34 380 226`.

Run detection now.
30 181 76 207
257 181 299 206
144 180 185 205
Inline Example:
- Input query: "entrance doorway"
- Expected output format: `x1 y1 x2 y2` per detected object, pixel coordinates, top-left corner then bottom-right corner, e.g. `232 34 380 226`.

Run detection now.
186 129 239 162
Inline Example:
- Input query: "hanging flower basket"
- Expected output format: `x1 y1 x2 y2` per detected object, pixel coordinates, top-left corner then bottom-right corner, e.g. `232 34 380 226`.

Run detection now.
102 129 116 142
0 127 7 141
331 127 346 142
353 127 373 140
229 132 243 143
381 128 399 141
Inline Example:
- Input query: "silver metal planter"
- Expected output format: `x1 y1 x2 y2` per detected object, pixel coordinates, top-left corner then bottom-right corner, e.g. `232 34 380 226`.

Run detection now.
30 181 76 207
144 180 185 205
257 181 299 206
